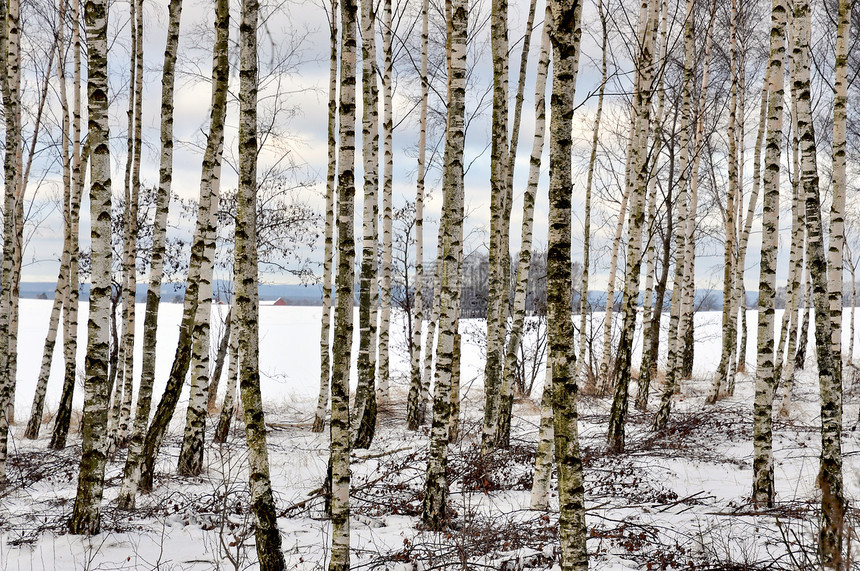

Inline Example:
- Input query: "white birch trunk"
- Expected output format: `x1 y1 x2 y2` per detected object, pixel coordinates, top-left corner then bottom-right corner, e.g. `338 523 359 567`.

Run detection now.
652 0 696 431
547 0 587 566
328 0 358 561
377 0 393 404
406 0 429 431
313 0 339 434
480 0 510 453
495 0 543 448
117 0 184 507
607 0 658 453
751 0 787 509
68 0 111 531
352 0 380 449
422 0 467 529
529 352 553 510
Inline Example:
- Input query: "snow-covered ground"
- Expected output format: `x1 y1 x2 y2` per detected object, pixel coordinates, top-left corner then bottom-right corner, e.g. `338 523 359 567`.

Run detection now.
1 299 859 569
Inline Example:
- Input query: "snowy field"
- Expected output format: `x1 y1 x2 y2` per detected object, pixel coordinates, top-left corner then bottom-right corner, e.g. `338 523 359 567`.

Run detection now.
1 299 859 569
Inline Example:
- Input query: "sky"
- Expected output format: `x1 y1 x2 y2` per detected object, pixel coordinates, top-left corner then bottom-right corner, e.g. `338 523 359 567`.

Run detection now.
15 0 796 294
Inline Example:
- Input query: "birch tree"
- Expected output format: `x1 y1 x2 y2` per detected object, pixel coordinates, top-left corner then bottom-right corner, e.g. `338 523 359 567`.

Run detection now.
113 0 145 448
213 326 239 444
132 0 228 489
493 0 541 448
496 1 547 449
176 0 230 475
313 0 338 434
730 62 768 391
206 308 232 413
579 0 608 402
607 0 658 453
118 0 183 503
67 0 111 531
119 0 227 506
706 0 740 405
0 0 23 483
652 0 695 431
25 3 75 439
352 0 380 450
773 100 803 392
50 0 86 451
422 0 467 529
751 0 786 509
328 0 358 562
826 0 847 368
405 0 429 431
480 0 510 454
676 3 717 384
796 0 847 561
235 0 286 563
529 346 553 510
635 0 667 411
547 0 587 565
377 0 394 404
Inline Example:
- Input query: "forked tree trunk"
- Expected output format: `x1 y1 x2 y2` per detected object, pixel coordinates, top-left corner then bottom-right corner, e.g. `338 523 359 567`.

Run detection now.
119 0 223 505
773 101 803 387
480 0 510 454
596 182 632 395
635 0 667 412
652 0 695 432
26 9 72 437
794 277 811 371
641 129 675 409
214 326 239 444
420 271 441 423
25 254 68 441
707 0 740 405
177 145 225 476
493 0 540 446
176 249 218 476
781 262 809 414
607 0 658 453
352 0 380 450
50 8 86 451
117 0 184 507
496 0 545 448
734 53 770 383
422 0 467 530
579 0 609 395
725 10 748 390
136 0 228 489
115 0 144 447
212 324 239 444
676 5 716 384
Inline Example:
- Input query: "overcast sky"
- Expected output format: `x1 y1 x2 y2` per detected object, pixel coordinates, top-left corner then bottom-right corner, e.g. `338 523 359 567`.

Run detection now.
18 0 797 294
